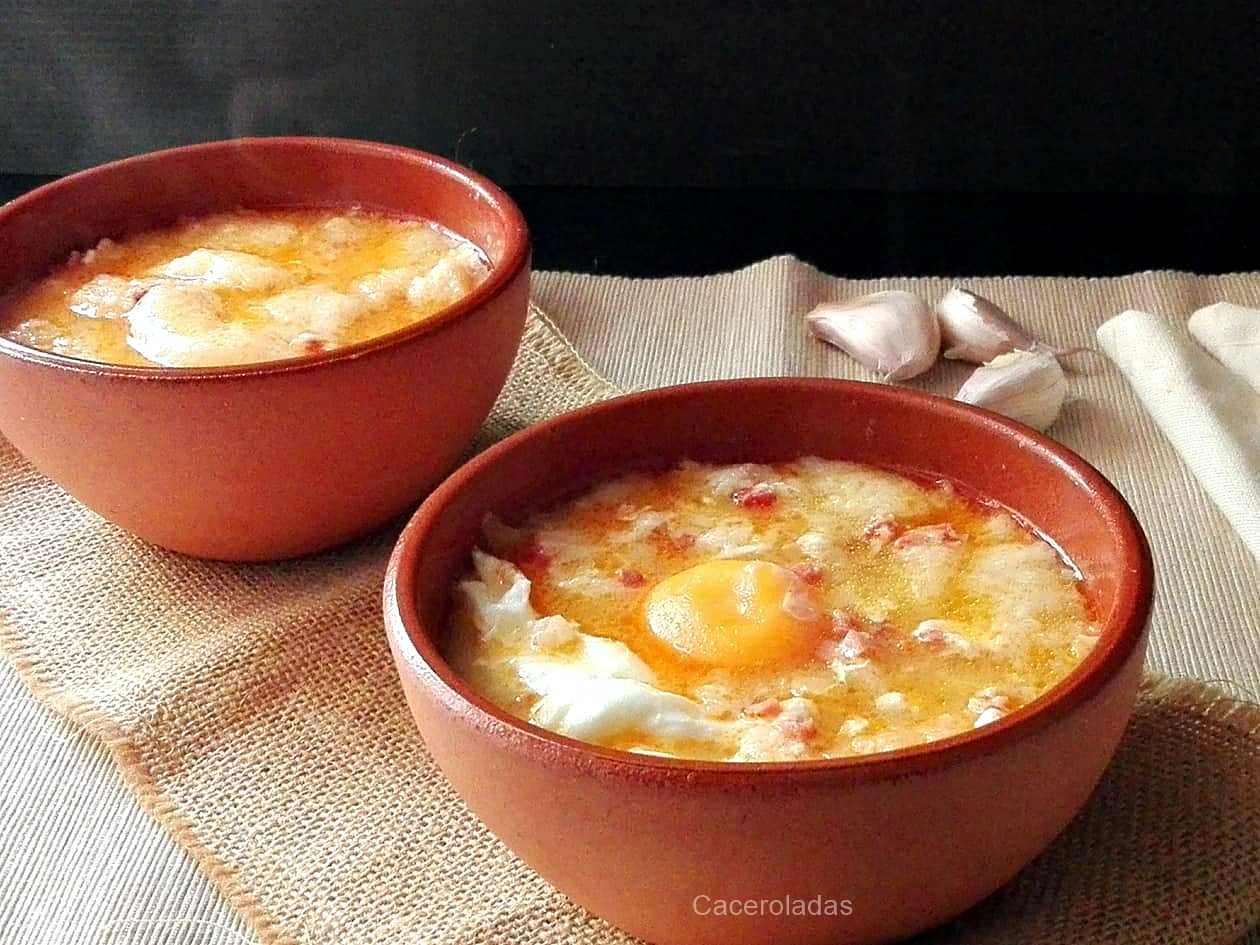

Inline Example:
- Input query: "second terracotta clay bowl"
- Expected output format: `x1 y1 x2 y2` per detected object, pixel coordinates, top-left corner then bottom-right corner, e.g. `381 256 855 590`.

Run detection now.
385 378 1153 945
0 137 530 560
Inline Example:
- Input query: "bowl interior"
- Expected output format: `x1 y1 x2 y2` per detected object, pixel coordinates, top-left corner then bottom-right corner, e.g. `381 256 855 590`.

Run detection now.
394 378 1152 760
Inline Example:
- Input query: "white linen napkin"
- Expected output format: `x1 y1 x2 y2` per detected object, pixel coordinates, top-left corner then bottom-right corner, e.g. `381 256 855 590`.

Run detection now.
1097 308 1260 565
1188 301 1260 398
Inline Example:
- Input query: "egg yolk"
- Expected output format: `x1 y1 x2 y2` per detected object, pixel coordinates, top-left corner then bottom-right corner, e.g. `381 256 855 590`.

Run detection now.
643 559 824 669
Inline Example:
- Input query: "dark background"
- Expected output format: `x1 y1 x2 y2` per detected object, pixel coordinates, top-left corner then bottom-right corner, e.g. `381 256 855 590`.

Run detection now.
3 2 1260 275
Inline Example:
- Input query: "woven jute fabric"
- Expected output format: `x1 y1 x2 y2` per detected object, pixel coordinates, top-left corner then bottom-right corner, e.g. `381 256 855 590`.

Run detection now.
1 288 1258 945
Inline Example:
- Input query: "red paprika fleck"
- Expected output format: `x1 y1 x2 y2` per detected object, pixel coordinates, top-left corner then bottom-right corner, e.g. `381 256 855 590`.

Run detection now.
516 540 551 570
617 568 646 588
732 483 778 509
776 715 818 741
791 562 824 585
744 698 782 719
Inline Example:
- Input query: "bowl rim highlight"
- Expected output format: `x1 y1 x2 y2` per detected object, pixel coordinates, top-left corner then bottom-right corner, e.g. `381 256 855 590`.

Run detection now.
386 378 1153 785
0 136 530 380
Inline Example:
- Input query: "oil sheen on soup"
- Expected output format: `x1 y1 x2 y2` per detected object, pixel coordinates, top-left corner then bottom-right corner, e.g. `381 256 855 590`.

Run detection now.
0 208 489 367
445 458 1101 763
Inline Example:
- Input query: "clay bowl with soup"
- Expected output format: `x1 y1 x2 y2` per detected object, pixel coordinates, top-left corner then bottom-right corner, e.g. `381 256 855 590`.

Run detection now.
0 137 530 560
384 378 1152 945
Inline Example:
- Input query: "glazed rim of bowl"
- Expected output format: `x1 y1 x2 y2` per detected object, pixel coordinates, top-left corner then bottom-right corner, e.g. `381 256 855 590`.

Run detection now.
0 136 530 380
386 378 1154 785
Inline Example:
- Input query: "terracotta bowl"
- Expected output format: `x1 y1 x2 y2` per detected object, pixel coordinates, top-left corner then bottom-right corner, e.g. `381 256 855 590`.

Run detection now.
385 378 1153 945
0 137 530 560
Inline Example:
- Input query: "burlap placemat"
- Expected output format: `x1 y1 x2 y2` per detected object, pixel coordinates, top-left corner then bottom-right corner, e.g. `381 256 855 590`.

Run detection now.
1 303 1258 945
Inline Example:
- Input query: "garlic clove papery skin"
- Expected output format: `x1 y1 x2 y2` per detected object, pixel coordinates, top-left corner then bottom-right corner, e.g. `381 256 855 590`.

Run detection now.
954 348 1067 431
805 290 940 381
935 287 1036 364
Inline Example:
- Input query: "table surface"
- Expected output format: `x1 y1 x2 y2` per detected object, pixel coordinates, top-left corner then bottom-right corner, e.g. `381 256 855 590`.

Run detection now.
1 176 1256 945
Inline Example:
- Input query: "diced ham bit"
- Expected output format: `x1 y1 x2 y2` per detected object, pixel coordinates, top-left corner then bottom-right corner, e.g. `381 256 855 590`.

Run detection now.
616 568 646 588
828 616 907 664
861 518 905 548
731 482 778 510
830 609 863 636
791 562 824 585
743 698 782 719
892 523 964 550
838 627 873 660
776 714 818 741
773 699 818 741
297 335 328 355
514 539 552 571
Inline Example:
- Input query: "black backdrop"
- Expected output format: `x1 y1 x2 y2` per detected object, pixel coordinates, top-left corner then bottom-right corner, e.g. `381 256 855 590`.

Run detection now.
5 2 1259 191
4 2 1260 274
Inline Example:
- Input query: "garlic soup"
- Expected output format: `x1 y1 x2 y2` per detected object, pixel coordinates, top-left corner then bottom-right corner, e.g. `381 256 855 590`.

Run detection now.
0 208 490 367
445 458 1099 762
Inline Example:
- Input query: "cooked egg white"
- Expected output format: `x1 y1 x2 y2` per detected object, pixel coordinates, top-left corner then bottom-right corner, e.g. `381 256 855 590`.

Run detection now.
450 550 802 757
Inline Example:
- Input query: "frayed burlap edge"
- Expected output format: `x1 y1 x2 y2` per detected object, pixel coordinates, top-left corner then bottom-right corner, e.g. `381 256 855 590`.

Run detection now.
4 615 1259 945
1 304 1258 945
0 620 290 944
0 304 622 945
1139 675 1260 740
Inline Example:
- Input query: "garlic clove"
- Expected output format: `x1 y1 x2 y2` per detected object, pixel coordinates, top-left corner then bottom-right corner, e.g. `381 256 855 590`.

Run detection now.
935 288 1036 364
936 287 1090 364
805 290 940 381
954 348 1067 431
